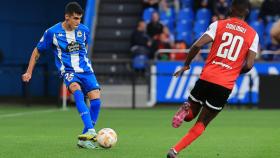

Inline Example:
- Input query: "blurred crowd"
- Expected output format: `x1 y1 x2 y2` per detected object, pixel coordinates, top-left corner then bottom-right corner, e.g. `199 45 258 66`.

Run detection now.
130 0 280 67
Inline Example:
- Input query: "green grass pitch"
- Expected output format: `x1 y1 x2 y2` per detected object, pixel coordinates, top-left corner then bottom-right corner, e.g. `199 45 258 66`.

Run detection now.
0 105 279 158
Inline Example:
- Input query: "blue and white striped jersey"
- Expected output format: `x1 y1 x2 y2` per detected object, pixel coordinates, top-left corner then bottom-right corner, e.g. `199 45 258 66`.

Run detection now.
37 22 93 74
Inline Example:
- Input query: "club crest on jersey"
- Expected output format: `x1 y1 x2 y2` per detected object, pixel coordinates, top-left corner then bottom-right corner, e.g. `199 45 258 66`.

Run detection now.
77 30 82 37
66 41 81 52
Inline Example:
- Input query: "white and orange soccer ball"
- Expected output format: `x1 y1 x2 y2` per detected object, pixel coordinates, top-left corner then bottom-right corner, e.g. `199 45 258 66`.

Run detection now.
96 128 118 148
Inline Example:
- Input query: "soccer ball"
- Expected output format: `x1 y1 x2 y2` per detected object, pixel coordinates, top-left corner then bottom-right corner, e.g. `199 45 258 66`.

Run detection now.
96 128 118 148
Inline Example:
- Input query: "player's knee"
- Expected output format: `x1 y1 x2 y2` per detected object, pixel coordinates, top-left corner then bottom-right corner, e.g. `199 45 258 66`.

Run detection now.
87 89 100 100
69 82 81 93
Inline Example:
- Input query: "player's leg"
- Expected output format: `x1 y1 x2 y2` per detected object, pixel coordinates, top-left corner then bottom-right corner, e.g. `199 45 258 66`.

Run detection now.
69 81 98 148
68 82 94 133
172 101 202 128
184 100 202 122
87 89 101 128
168 80 231 157
78 73 101 142
80 73 101 128
63 73 97 149
168 107 220 158
63 73 94 134
172 79 205 128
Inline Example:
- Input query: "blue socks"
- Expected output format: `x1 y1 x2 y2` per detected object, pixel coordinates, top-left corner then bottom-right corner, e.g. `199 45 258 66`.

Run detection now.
73 90 93 133
90 99 101 128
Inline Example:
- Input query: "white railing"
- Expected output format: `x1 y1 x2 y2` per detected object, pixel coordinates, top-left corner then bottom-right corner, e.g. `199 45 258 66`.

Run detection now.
154 49 280 61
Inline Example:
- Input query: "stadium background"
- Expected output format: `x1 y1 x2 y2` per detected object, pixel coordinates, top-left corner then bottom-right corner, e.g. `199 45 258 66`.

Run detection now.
0 0 279 158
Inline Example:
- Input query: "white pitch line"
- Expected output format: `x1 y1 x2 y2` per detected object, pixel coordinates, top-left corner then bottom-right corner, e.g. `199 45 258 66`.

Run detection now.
0 109 62 119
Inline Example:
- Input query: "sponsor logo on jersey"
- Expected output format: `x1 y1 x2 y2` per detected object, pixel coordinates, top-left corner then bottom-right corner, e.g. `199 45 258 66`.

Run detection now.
66 41 81 52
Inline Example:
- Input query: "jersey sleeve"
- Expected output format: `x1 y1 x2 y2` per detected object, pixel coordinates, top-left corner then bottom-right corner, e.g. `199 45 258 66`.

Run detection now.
36 29 53 53
249 33 259 53
204 21 218 40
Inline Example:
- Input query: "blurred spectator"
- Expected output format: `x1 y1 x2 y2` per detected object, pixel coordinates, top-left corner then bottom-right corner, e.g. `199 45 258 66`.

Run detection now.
250 0 264 8
159 0 175 32
271 19 280 45
158 26 175 49
130 21 152 58
169 41 204 61
164 0 180 12
170 40 187 60
143 0 160 10
147 12 164 38
212 0 229 20
147 12 164 57
259 19 280 61
259 0 280 23
194 0 214 12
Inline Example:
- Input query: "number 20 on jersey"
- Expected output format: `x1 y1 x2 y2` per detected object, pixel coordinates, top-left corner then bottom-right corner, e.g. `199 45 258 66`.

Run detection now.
217 32 244 61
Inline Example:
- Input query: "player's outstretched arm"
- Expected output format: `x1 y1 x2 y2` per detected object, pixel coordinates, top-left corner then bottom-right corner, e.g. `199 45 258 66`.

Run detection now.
184 34 213 66
174 34 213 77
22 48 40 82
240 50 256 74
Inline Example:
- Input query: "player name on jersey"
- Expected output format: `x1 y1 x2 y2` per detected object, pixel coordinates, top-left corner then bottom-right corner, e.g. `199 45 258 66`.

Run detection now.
226 23 247 33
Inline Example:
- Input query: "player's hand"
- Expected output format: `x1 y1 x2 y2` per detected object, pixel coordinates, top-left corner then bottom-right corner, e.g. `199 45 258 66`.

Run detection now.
22 72 32 82
173 65 190 77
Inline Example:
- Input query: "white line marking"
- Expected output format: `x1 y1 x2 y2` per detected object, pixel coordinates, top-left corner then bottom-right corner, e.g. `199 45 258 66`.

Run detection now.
0 109 62 119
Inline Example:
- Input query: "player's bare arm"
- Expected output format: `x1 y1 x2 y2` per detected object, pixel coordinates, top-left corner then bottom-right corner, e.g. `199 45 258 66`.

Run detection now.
173 34 213 77
240 50 257 74
22 47 40 82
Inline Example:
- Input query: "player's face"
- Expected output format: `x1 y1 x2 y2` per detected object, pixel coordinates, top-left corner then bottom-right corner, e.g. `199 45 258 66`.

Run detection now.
66 13 83 30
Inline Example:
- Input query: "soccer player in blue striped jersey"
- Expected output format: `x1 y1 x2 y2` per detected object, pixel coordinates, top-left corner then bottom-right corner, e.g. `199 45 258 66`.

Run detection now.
22 2 100 149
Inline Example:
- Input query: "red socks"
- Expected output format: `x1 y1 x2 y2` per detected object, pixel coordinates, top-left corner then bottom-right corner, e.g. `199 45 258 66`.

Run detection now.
184 108 194 122
173 122 205 153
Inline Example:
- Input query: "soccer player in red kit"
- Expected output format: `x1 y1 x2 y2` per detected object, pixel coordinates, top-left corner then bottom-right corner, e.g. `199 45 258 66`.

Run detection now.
167 0 259 157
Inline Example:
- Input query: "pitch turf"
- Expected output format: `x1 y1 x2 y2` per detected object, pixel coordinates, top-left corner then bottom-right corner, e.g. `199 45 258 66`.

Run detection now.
0 105 279 158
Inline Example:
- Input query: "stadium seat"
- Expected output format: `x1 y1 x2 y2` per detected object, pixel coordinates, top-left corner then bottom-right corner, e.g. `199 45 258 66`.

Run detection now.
265 15 278 23
142 7 156 23
193 20 209 40
160 9 176 33
176 31 193 46
250 21 265 48
132 54 148 70
160 8 176 21
177 8 194 21
264 22 274 49
261 50 275 61
248 9 260 22
176 20 192 33
180 0 193 8
161 19 175 33
195 8 211 23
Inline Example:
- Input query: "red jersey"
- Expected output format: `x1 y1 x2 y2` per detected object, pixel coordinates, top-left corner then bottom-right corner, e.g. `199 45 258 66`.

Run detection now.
200 18 259 89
